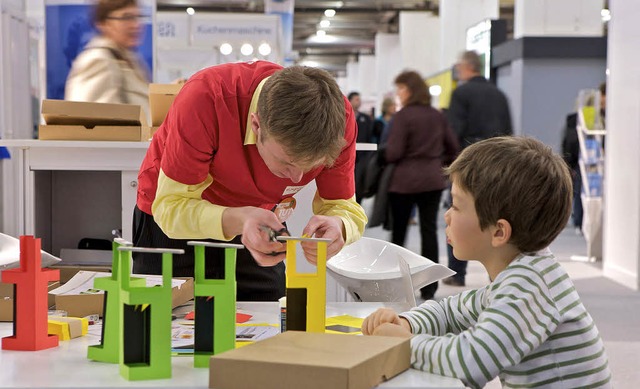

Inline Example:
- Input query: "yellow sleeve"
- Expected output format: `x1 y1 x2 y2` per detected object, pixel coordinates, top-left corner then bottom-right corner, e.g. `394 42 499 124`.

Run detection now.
312 192 367 245
151 169 233 241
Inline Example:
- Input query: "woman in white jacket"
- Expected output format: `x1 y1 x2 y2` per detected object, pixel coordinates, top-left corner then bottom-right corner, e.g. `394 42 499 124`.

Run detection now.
65 0 149 116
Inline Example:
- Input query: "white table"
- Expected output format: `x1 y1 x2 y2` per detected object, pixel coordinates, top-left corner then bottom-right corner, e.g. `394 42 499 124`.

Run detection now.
0 302 463 388
0 140 149 254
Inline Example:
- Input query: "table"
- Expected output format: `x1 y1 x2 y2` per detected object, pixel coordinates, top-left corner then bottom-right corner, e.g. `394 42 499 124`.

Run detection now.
0 302 464 388
0 140 149 254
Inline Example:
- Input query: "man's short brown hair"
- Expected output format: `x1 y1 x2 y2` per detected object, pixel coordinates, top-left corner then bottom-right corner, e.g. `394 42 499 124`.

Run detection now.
445 136 572 253
257 66 346 167
94 0 138 24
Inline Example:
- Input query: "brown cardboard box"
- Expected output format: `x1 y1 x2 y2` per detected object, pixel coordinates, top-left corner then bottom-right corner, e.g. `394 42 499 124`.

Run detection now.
38 99 150 141
0 281 61 322
209 331 410 389
148 83 182 129
49 264 112 284
50 271 194 318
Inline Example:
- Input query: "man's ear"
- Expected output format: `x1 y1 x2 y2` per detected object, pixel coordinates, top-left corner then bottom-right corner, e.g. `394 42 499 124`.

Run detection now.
491 219 512 247
250 112 260 137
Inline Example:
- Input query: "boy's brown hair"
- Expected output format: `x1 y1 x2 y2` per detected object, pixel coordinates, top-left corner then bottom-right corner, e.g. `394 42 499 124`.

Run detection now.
445 136 572 253
258 66 346 168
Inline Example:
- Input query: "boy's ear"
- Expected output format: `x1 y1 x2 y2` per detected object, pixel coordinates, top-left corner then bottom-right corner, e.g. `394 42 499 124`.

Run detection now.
491 218 512 247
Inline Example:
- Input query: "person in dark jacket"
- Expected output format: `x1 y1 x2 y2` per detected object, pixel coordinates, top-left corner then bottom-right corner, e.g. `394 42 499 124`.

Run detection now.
349 91 375 204
444 50 513 287
561 112 582 233
385 70 459 300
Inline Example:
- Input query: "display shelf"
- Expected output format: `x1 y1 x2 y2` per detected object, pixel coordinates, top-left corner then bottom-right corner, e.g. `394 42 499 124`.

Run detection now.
575 89 606 262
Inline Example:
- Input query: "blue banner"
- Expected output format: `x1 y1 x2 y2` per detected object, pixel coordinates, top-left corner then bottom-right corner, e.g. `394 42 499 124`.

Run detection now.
45 2 154 100
264 0 294 58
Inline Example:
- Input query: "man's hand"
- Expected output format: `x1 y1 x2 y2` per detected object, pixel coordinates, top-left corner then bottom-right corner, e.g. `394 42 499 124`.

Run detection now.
224 207 287 266
362 308 411 335
301 215 345 265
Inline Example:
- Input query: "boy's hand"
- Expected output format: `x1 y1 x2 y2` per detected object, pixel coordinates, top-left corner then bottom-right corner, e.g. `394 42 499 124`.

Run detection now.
362 308 408 335
372 322 412 338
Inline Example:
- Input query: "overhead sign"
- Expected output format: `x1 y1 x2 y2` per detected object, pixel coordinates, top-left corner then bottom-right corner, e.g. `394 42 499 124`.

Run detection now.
191 14 279 46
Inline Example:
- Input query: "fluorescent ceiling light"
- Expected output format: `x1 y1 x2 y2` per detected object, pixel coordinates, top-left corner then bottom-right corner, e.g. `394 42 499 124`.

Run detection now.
258 43 272 56
220 43 233 55
241 43 254 56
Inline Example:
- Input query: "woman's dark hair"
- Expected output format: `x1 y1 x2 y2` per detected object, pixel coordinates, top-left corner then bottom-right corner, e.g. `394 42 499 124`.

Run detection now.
394 70 431 106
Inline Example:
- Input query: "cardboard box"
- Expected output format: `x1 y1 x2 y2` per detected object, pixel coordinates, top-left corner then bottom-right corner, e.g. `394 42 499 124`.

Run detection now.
0 281 60 322
50 271 194 318
148 83 182 130
48 316 88 340
49 264 112 284
38 99 150 141
209 331 410 389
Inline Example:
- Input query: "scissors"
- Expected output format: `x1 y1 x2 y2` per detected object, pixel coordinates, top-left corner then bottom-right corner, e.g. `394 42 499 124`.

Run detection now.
260 226 289 256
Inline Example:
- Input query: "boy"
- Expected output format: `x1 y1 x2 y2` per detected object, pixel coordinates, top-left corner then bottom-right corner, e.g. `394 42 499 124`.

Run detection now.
362 137 611 388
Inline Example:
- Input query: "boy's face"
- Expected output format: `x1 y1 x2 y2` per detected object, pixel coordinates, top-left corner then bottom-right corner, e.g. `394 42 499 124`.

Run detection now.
444 181 495 261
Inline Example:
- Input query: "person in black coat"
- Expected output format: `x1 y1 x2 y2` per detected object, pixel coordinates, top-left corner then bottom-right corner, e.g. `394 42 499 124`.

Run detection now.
349 91 374 204
561 112 583 232
444 50 513 287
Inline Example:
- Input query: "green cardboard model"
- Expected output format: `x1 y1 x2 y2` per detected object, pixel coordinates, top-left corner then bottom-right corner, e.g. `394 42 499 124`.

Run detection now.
117 246 184 381
187 241 243 368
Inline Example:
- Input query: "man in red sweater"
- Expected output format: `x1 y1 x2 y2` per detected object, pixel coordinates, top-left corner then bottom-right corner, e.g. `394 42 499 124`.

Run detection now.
133 61 367 301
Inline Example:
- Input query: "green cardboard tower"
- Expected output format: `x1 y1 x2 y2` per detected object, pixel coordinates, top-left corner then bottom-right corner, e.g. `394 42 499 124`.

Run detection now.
117 246 184 381
88 238 145 363
187 241 243 368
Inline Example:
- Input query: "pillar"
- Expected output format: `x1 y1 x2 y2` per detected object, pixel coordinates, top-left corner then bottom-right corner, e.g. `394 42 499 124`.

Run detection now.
603 1 640 290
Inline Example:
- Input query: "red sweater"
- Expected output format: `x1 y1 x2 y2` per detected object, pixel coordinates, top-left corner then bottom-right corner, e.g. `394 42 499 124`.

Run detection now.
137 61 357 215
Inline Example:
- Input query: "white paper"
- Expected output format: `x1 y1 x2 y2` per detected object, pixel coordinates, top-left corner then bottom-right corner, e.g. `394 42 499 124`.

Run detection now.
49 271 188 295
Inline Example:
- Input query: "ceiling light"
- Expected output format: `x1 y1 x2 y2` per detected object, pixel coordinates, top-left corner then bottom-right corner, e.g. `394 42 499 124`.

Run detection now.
601 9 611 22
303 60 319 68
320 20 330 28
241 43 254 56
186 7 195 15
324 9 336 18
429 85 442 96
336 1 344 8
316 30 326 37
220 43 233 55
258 43 272 56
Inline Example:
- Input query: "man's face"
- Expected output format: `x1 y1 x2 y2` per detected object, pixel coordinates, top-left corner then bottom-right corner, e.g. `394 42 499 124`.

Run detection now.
251 114 324 183
349 95 361 111
455 60 474 82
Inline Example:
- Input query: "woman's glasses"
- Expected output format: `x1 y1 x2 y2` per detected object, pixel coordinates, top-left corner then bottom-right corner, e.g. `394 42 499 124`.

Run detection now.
106 13 149 23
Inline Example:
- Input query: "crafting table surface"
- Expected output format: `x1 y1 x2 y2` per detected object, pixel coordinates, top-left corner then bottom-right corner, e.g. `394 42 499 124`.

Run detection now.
0 302 463 388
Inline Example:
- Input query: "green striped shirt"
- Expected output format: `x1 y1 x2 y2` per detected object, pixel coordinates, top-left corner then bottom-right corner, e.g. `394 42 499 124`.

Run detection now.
400 252 611 388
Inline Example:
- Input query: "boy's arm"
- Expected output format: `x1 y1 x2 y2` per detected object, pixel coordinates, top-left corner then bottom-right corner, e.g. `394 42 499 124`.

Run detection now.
403 271 560 388
400 288 484 336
